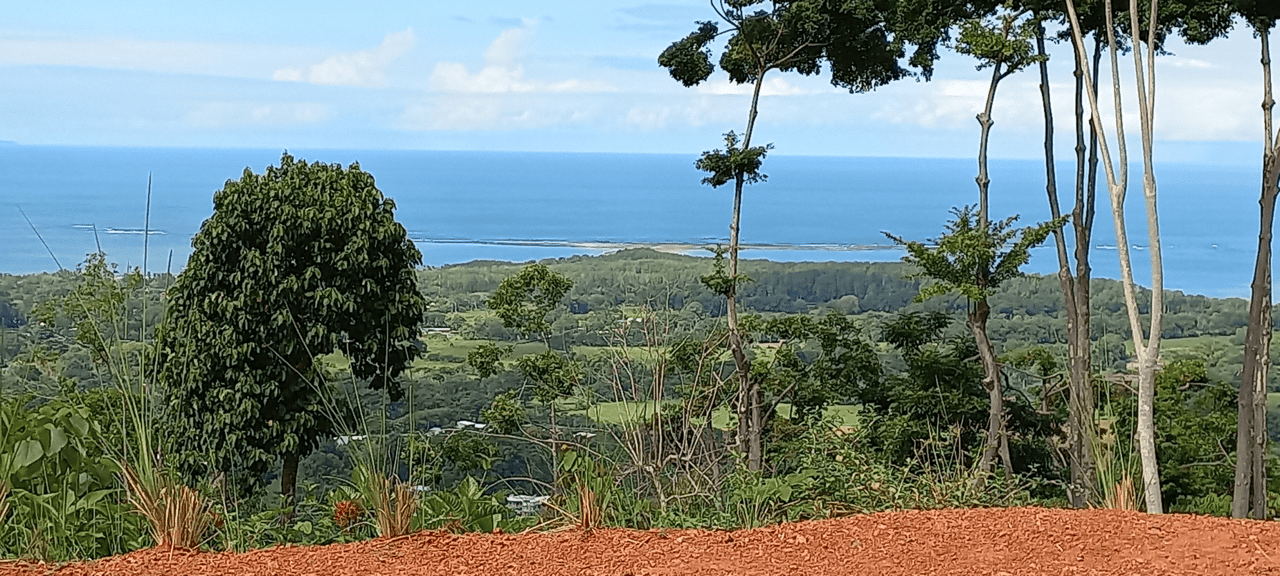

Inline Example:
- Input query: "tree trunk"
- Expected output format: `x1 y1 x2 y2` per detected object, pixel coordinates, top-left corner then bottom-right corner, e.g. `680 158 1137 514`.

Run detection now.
970 299 1009 481
729 72 767 472
969 47 1011 487
1043 23 1099 509
281 451 300 521
975 62 1005 227
1066 0 1164 513
1128 0 1165 515
1236 28 1278 519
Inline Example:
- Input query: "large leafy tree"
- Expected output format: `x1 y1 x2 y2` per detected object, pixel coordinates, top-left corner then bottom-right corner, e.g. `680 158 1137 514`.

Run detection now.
156 153 427 509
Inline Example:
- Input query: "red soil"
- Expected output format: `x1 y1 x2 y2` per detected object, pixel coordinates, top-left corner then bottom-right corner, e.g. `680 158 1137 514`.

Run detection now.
3 507 1277 576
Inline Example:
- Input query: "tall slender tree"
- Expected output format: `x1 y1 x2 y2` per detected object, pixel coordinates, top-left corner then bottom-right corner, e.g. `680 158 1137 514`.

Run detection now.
1233 0 1280 520
1065 0 1167 513
886 207 1061 481
1037 0 1231 509
660 1 825 471
1034 1 1107 509
947 5 1047 480
659 0 954 470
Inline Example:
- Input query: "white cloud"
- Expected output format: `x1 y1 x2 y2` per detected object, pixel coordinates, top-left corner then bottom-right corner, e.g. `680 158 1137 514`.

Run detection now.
0 32 324 79
273 29 415 87
1154 83 1255 141
694 77 807 96
1163 56 1214 69
185 102 332 128
401 91 618 131
872 79 991 129
428 25 614 94
485 26 531 67
621 98 741 131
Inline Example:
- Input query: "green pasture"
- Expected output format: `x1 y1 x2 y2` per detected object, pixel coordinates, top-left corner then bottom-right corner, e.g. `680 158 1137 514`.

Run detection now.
564 400 859 430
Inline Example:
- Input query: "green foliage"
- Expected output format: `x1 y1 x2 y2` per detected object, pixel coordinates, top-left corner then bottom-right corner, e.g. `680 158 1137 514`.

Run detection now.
726 462 817 528
1113 359 1238 509
863 312 1062 485
696 132 773 189
482 391 526 435
887 205 1065 302
659 0 952 94
770 418 1037 514
0 396 144 560
698 247 750 298
212 484 356 551
488 264 573 337
954 10 1045 75
417 476 528 533
156 152 427 496
440 432 500 478
1235 0 1280 33
467 342 510 379
823 0 963 89
750 313 881 423
32 254 144 372
516 351 582 405
657 21 719 87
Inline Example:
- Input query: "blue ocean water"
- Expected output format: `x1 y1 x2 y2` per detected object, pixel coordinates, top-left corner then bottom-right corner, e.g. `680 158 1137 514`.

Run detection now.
0 146 1262 299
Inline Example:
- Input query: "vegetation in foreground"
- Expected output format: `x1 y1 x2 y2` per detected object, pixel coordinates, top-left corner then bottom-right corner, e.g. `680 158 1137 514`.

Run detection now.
0 244 1264 561
3 0 1280 559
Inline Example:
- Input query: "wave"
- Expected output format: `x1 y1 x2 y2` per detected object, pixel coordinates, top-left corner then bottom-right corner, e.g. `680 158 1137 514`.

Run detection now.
1094 244 1150 250
104 228 167 235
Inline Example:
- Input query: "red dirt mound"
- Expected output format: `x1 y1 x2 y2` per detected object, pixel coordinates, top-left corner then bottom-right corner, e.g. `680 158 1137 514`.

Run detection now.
3 507 1277 575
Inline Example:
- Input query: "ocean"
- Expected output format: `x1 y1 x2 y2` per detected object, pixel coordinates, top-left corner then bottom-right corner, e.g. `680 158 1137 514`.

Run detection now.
0 145 1263 299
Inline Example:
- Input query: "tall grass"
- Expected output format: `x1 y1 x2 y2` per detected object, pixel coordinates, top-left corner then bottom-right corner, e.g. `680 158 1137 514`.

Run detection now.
1087 394 1141 511
66 256 215 549
23 178 215 555
0 476 9 526
353 469 418 538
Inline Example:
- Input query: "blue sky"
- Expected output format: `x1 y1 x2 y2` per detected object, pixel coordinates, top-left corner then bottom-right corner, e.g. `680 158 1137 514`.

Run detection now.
0 1 1268 161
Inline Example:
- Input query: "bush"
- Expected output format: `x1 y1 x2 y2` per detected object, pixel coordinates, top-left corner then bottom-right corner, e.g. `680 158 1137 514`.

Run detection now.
0 396 145 560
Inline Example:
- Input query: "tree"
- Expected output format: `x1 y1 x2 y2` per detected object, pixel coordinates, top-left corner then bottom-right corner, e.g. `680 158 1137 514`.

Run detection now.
474 263 580 485
659 0 958 471
954 6 1044 227
1111 359 1237 511
1038 0 1232 510
745 313 882 426
1034 0 1105 509
886 206 1061 481
660 1 825 472
1233 0 1280 520
156 153 427 511
1065 0 1167 513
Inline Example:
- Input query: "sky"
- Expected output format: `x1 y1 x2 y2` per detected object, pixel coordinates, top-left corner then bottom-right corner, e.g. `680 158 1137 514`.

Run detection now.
0 1 1270 162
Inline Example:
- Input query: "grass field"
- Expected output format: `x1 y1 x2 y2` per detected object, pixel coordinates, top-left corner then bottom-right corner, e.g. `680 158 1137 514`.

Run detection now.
564 400 859 430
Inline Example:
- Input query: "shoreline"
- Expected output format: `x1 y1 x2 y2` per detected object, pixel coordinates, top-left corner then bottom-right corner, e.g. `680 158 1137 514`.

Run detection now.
409 237 906 255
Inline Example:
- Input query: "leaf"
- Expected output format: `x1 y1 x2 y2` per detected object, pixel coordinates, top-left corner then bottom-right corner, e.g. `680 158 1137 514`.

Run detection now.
13 439 43 469
45 425 68 456
294 520 313 535
66 413 90 438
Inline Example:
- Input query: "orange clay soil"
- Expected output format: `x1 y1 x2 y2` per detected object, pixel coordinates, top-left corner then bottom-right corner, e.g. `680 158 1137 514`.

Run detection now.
3 507 1278 576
